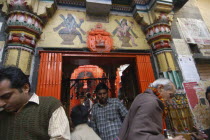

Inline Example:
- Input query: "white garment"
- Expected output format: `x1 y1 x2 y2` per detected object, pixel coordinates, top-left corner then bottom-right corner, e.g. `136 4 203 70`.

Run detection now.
71 124 101 140
29 94 71 140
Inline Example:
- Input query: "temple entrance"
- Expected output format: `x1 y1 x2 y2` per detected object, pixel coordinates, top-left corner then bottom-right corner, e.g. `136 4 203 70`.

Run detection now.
36 51 155 113
61 56 139 112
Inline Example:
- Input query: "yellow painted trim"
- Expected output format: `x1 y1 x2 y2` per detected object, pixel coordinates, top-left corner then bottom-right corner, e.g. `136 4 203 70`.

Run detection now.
10 31 36 38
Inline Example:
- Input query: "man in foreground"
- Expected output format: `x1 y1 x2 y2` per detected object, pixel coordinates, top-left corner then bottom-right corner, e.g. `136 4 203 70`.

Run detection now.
0 66 70 140
118 78 185 140
91 82 128 140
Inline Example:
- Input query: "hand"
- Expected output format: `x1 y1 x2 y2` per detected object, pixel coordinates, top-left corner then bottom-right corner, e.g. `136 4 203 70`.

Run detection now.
191 132 208 140
166 135 186 140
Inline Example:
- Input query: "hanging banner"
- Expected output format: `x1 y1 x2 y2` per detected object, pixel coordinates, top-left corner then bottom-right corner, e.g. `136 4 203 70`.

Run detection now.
177 55 200 82
183 82 199 109
178 18 210 45
183 81 210 130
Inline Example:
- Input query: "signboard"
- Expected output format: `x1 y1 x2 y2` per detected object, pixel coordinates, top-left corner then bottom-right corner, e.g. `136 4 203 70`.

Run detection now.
183 82 199 109
183 81 210 130
178 18 210 45
178 55 200 82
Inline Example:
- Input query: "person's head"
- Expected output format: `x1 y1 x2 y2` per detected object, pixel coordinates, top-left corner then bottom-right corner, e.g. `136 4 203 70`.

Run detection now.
95 82 109 105
206 86 210 103
121 19 127 27
149 78 176 101
71 105 89 126
0 66 30 112
86 92 91 99
79 92 86 104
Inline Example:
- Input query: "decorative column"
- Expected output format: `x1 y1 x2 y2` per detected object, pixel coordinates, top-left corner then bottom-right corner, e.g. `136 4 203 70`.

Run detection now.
144 14 182 88
3 0 43 75
133 0 183 89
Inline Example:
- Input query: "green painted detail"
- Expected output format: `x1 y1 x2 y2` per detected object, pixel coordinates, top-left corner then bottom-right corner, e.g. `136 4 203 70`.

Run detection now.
162 71 183 89
7 22 42 34
163 72 169 79
172 71 183 89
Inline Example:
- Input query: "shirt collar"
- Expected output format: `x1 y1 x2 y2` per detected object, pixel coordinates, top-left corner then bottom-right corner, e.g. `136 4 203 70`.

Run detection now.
98 98 112 107
28 93 39 105
75 124 89 130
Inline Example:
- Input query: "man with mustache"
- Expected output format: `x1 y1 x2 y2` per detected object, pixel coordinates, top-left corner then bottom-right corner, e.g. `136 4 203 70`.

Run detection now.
0 66 70 140
90 83 128 140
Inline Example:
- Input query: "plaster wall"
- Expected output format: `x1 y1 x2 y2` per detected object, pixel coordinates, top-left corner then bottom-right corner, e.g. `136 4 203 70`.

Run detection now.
37 10 150 50
196 0 210 31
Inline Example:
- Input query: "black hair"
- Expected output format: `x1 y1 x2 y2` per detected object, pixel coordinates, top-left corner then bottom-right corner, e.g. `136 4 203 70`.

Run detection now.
95 82 108 93
70 105 89 126
0 66 31 92
206 86 210 99
86 92 91 98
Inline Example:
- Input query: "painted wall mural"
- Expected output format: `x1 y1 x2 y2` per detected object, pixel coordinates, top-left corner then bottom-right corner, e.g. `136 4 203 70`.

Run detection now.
53 14 86 45
37 10 149 50
112 19 138 47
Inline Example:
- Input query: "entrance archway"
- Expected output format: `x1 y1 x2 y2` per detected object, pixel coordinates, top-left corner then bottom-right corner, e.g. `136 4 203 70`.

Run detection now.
69 65 105 111
36 51 155 110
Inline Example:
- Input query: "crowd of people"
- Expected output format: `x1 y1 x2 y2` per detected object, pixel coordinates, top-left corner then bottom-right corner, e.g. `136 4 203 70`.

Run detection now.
0 66 209 140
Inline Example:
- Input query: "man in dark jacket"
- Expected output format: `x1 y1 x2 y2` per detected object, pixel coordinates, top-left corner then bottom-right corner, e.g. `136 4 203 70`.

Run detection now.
118 78 185 140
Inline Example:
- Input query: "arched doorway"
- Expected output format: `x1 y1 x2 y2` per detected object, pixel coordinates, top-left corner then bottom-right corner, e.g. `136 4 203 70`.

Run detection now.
36 51 155 112
69 65 105 111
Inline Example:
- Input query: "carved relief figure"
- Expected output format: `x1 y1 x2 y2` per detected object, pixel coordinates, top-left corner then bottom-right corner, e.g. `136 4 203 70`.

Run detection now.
53 14 86 45
113 19 138 47
87 23 113 52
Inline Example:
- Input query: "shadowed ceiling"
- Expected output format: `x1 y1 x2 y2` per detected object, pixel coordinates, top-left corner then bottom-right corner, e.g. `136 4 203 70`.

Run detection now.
56 0 151 6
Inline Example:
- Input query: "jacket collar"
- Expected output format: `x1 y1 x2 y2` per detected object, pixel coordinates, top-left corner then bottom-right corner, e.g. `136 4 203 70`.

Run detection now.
144 89 165 109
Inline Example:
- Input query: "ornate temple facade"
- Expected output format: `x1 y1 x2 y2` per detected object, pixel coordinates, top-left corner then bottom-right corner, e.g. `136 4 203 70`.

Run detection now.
1 0 210 134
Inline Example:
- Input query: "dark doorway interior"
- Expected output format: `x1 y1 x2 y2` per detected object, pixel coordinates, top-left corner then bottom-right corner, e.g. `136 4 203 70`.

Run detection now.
61 55 139 113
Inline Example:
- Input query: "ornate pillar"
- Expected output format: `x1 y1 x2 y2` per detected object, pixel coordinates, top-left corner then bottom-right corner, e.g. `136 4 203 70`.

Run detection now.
144 14 182 89
133 0 183 89
2 0 56 75
3 0 43 75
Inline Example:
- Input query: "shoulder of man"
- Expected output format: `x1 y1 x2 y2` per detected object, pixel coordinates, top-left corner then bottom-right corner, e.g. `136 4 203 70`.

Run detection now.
38 96 62 113
39 96 62 105
136 92 157 101
131 93 159 107
91 102 99 111
109 98 121 103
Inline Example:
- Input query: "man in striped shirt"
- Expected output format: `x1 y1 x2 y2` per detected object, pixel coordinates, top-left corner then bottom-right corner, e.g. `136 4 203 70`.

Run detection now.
90 83 128 140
